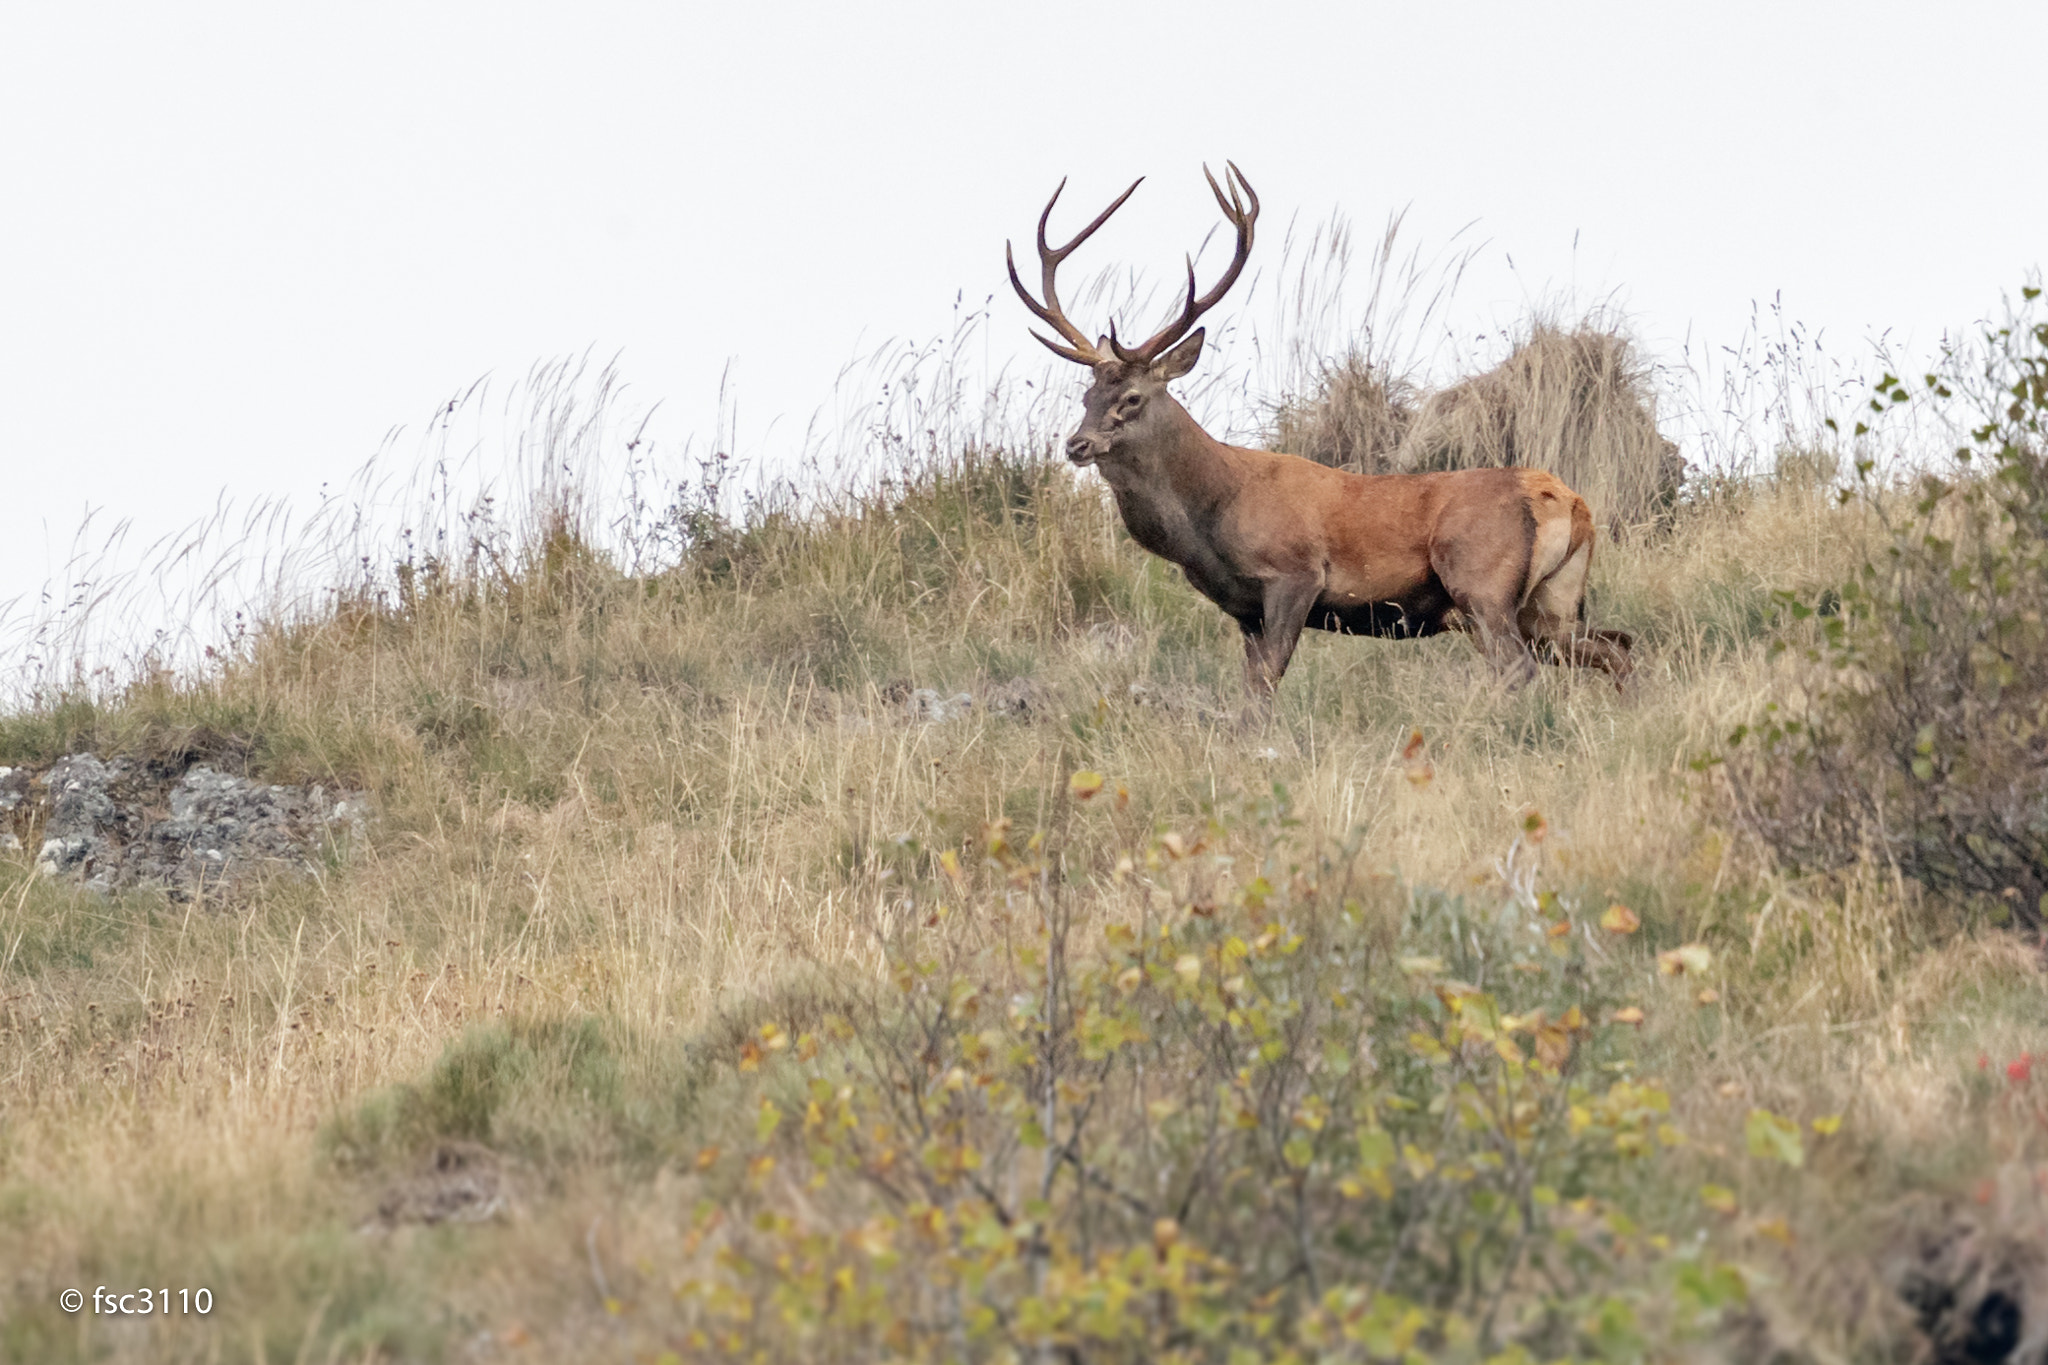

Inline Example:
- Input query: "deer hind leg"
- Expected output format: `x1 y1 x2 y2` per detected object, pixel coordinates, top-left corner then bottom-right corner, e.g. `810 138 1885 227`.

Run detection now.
1432 548 1539 687
1560 628 1635 681
1437 584 1537 686
1518 530 1635 686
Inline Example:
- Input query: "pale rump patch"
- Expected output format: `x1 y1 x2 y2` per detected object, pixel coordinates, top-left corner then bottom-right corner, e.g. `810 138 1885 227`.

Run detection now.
1521 511 1577 605
1519 531 1591 645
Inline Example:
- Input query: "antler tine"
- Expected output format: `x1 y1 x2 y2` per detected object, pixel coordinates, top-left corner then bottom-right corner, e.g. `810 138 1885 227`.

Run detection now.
1112 163 1260 366
1006 176 1143 367
1006 242 1098 365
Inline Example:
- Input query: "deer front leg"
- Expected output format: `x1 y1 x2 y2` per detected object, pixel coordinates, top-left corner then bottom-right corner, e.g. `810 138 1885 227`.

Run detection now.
1240 576 1321 700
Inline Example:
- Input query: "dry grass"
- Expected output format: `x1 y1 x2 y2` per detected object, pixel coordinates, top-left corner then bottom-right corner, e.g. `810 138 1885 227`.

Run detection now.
0 347 2042 1362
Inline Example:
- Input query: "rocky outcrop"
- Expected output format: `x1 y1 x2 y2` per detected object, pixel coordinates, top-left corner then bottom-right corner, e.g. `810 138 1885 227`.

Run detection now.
1 753 365 900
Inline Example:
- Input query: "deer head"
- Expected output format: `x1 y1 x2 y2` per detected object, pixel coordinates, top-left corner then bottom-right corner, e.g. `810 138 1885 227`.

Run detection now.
1007 164 1258 468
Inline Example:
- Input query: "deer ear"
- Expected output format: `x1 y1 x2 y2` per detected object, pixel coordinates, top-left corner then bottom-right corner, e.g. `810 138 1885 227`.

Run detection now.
1152 328 1206 381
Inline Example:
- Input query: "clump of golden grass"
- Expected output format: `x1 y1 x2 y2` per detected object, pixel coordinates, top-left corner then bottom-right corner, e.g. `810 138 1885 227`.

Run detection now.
1265 352 1421 473
0 311 2040 1361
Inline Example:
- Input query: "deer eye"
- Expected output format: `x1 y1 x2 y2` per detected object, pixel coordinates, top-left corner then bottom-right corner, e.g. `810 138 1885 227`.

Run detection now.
1118 393 1144 414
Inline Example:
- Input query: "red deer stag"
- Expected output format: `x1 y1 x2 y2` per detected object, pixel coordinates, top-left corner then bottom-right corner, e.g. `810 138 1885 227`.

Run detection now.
1007 163 1634 699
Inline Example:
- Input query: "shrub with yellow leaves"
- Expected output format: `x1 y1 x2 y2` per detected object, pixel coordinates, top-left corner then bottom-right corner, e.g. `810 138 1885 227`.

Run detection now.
667 783 1750 1361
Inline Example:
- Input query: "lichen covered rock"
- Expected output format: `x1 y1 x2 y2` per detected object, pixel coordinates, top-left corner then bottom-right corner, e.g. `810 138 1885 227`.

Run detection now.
7 753 365 900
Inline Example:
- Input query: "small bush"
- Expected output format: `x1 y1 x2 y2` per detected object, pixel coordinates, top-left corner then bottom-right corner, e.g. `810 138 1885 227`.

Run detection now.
668 785 1745 1361
1726 286 2048 931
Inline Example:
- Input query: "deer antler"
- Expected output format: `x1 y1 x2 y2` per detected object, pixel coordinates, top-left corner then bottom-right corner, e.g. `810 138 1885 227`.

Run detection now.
1108 162 1258 366
1005 176 1142 367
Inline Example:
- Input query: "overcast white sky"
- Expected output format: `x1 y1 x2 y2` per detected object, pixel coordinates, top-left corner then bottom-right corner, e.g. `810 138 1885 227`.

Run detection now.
3 1 2043 625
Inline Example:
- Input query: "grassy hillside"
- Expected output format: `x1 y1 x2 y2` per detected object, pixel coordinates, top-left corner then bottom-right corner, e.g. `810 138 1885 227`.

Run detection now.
2 326 2045 1364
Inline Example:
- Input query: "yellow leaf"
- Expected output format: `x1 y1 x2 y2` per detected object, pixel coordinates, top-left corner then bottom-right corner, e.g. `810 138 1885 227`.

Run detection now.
1398 955 1445 976
1407 1031 1448 1062
937 849 964 885
1755 1216 1795 1246
1173 954 1202 987
1745 1108 1804 1167
852 1219 895 1258
1547 919 1573 938
1700 1184 1738 1215
1068 770 1105 800
1115 966 1142 993
1611 1006 1646 1026
1657 943 1712 976
1811 1114 1842 1136
1600 904 1641 934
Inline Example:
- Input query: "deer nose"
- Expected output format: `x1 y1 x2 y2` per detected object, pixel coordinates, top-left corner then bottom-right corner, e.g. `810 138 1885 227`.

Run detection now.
1065 433 1094 463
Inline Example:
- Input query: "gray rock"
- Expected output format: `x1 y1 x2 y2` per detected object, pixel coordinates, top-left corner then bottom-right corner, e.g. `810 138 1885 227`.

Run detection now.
904 689 975 724
20 753 366 901
36 834 93 878
1 766 29 855
983 678 1042 720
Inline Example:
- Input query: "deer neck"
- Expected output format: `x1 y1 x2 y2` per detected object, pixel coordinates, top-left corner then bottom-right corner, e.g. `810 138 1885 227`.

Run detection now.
1098 399 1241 561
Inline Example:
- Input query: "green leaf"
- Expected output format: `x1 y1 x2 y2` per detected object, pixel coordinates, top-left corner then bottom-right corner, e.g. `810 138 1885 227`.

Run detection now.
1745 1108 1804 1167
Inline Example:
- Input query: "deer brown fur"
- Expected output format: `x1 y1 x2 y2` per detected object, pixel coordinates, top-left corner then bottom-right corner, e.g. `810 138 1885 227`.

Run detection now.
1008 164 1634 698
